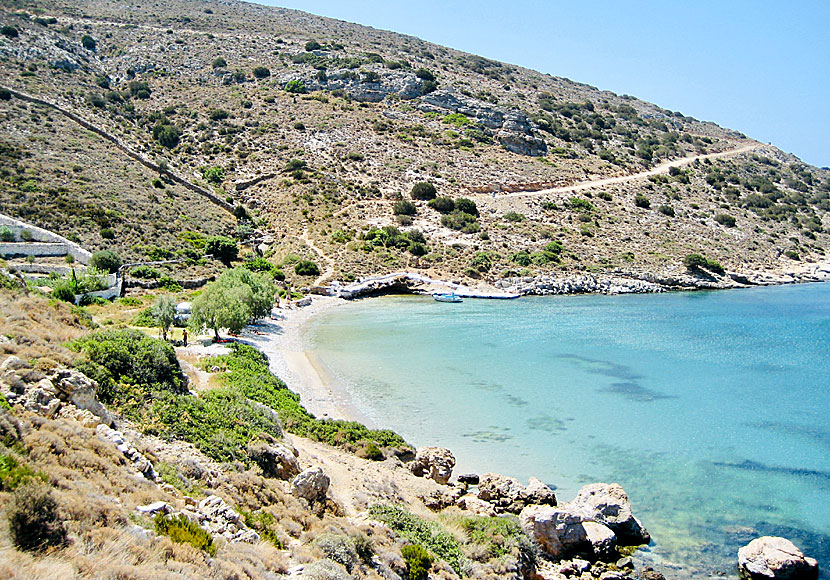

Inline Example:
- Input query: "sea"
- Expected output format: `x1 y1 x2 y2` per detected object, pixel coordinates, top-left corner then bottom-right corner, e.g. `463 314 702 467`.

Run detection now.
303 282 830 579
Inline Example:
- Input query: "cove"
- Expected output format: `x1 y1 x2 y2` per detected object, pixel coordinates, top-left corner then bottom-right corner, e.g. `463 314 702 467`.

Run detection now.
304 283 830 579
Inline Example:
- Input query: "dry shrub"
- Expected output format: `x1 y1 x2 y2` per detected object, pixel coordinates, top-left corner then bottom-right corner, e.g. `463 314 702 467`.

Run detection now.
6 482 67 552
0 290 88 366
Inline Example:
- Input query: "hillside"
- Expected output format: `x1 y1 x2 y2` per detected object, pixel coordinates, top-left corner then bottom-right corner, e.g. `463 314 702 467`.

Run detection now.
0 0 828 290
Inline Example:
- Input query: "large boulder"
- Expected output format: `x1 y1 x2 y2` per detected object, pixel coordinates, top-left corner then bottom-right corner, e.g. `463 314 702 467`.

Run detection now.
569 483 649 545
410 447 455 485
51 368 114 426
738 537 818 580
247 442 300 479
291 467 330 503
522 477 558 507
520 505 590 559
477 473 557 513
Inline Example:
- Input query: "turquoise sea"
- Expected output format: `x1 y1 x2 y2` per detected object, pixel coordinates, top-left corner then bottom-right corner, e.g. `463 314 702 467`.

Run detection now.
303 283 830 578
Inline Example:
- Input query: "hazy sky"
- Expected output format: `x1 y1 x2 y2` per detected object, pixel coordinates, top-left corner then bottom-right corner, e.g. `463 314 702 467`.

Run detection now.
256 1 829 168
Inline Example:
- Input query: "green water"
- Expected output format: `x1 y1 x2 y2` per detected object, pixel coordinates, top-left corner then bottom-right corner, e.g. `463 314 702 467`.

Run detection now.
304 283 830 578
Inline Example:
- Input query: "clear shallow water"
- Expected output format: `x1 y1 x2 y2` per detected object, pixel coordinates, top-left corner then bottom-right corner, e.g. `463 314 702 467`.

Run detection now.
304 283 830 578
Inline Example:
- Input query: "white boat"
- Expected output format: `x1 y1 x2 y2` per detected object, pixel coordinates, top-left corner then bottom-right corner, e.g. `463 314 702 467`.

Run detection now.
433 292 463 303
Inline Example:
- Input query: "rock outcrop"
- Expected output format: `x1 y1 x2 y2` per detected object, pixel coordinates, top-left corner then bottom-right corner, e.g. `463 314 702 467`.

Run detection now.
291 466 330 503
410 446 455 485
476 473 557 514
738 537 819 580
247 442 301 480
569 483 649 545
97 424 158 480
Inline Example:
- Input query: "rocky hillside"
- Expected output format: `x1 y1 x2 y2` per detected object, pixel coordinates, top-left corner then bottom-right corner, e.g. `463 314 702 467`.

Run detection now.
0 0 828 290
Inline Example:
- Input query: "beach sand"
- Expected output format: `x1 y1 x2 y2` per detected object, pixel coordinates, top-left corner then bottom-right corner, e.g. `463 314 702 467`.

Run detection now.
237 296 372 425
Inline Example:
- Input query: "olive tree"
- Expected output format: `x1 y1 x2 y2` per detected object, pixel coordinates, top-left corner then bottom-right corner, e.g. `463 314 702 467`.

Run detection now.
151 295 177 341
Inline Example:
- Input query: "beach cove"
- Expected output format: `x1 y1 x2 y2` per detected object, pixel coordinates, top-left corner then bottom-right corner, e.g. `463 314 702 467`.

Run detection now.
244 282 830 579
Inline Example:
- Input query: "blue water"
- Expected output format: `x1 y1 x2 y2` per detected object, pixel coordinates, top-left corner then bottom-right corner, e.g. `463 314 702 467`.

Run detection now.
304 283 830 578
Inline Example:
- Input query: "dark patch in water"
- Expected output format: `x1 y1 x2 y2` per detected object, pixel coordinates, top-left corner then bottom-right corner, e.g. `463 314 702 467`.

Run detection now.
469 380 502 393
463 427 512 443
504 394 529 407
527 415 567 433
713 459 830 487
599 381 676 402
747 421 830 451
556 354 643 381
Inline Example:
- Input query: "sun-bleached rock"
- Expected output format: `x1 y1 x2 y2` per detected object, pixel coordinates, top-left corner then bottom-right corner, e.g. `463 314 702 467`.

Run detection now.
583 521 617 561
519 504 589 559
291 466 330 502
738 536 818 580
247 442 301 479
410 446 455 485
569 483 649 545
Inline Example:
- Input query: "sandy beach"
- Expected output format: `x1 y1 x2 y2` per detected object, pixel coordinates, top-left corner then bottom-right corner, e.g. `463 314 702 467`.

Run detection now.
237 295 373 425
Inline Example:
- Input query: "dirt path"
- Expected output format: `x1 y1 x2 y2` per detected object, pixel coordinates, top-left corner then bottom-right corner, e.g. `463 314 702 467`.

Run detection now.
496 142 762 199
301 228 335 286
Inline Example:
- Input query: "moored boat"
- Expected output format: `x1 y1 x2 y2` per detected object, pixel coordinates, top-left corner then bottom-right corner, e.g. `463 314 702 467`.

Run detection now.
433 292 463 303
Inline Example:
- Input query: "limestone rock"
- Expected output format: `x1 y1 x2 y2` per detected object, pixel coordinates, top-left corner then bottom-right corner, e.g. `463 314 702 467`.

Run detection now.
582 521 617 561
477 473 557 513
738 537 818 580
247 442 300 479
96 424 158 480
0 355 29 372
136 501 171 515
291 467 330 503
51 368 114 426
520 504 589 559
457 494 497 517
521 477 558 507
457 473 480 485
420 485 465 510
410 447 455 485
570 483 649 545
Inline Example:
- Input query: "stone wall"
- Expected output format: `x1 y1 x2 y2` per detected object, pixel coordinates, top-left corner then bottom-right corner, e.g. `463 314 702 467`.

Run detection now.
0 213 92 264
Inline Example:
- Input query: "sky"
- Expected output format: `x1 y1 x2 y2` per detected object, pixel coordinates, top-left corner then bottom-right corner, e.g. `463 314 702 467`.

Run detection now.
255 1 830 168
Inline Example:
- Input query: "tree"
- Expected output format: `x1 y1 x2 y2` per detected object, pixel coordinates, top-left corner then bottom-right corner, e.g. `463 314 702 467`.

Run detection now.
188 269 276 340
151 295 177 341
205 235 238 265
411 181 437 201
153 124 180 148
90 250 121 273
284 80 307 94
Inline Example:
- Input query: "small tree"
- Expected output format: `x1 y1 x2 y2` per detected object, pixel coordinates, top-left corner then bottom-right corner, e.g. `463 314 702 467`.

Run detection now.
90 250 121 273
188 268 275 340
284 80 307 94
305 40 322 51
205 235 238 265
151 295 177 341
411 182 437 201
634 194 651 208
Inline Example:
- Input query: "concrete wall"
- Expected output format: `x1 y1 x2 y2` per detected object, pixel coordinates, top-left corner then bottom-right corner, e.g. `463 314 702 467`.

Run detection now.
0 214 92 264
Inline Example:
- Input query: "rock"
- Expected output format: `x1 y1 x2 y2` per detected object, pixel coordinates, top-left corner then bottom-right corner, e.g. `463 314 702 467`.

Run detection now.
583 521 617 561
570 483 650 545
0 355 29 371
615 557 633 569
496 129 548 157
599 572 625 580
640 567 666 580
421 486 464 510
136 501 171 515
50 368 114 426
125 523 155 540
521 477 558 507
457 473 480 485
96 424 158 480
57 404 101 428
410 447 455 485
247 442 300 479
737 537 818 580
520 504 589 559
291 467 330 502
457 494 497 517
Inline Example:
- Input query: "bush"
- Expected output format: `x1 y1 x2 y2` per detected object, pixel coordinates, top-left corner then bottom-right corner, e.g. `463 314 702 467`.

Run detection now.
0 454 40 491
19 229 32 241
454 198 478 216
0 226 14 241
441 211 480 233
205 235 238 265
393 200 417 216
212 57 227 68
314 534 359 572
155 514 216 556
100 227 115 239
90 249 121 273
153 124 181 148
683 254 725 275
0 88 10 101
202 165 225 183
504 211 525 222
714 213 736 227
81 35 96 51
408 242 428 256
411 182 437 201
658 205 675 217
295 260 320 277
208 109 229 121
415 68 435 81
253 66 271 79
7 484 66 552
427 197 455 213
568 198 595 212
130 265 161 279
1 26 19 39
285 80 307 94
402 544 433 580
784 249 800 260
305 40 322 51
634 194 651 209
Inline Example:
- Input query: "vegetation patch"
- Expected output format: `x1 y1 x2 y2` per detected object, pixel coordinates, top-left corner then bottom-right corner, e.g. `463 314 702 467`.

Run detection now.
154 513 216 556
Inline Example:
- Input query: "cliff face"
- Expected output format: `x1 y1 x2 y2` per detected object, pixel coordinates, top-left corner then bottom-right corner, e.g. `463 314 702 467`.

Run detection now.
0 0 827 289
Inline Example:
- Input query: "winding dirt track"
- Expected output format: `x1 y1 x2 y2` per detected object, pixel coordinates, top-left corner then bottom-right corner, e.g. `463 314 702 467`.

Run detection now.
497 143 762 199
301 228 335 286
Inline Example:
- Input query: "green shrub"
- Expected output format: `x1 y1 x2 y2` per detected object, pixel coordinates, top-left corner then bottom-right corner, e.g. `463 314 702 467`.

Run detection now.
0 455 40 491
205 235 238 265
212 57 227 68
454 198 478 216
415 68 435 82
0 226 14 241
427 197 455 213
130 265 161 279
208 109 229 121
411 182 437 201
443 113 471 127
253 66 271 79
634 194 651 208
714 213 736 227
504 211 525 222
393 200 417 216
294 260 320 276
1 26 19 39
81 35 96 51
19 229 32 241
441 211 480 233
784 249 800 260
331 229 353 243
402 544 433 580
408 242 428 256
471 252 495 272
153 124 180 148
568 198 595 212
154 514 216 556
285 80 307 94
347 152 364 161
158 275 182 292
368 505 467 575
683 254 725 275
242 510 283 548
7 484 66 552
0 88 11 101
305 40 322 51
202 165 225 183
658 205 675 217
120 296 142 307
